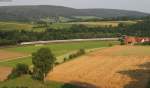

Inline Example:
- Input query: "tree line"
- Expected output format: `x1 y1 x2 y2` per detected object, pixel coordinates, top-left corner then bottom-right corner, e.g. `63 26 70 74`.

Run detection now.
0 25 117 46
1 18 150 46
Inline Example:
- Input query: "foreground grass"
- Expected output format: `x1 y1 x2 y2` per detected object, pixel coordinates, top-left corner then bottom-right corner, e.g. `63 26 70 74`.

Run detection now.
0 75 76 88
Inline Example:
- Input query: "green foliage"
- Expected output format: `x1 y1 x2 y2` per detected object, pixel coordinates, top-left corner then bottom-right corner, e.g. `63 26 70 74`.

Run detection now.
63 57 67 62
108 43 113 47
135 42 150 45
8 63 29 79
119 19 150 37
147 80 150 88
68 49 86 60
120 39 125 45
0 24 118 46
77 49 86 55
0 39 16 46
54 62 60 66
0 75 76 88
32 48 56 81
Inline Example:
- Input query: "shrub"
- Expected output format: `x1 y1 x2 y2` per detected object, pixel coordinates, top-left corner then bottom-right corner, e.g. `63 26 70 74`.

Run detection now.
68 49 86 60
68 54 74 59
120 39 125 45
63 57 68 62
136 42 150 45
8 63 29 79
78 49 86 55
146 80 150 88
55 62 60 66
108 43 113 47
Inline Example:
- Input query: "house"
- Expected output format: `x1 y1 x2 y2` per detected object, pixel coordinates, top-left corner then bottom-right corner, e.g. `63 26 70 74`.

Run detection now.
123 35 150 45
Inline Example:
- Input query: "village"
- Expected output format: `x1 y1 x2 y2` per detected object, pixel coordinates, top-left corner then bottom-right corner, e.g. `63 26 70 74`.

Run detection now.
123 35 150 45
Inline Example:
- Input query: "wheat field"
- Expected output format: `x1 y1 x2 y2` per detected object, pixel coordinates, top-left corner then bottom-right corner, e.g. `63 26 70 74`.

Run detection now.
46 46 150 88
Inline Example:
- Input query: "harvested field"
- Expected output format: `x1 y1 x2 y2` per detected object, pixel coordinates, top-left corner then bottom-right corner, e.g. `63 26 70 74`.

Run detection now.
0 67 12 81
46 46 150 88
0 50 27 61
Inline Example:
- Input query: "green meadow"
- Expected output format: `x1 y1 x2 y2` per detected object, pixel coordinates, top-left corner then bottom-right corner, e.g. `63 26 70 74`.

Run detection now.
0 40 119 67
5 41 118 54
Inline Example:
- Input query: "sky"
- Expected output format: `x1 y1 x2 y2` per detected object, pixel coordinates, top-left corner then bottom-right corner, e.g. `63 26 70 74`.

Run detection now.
0 0 150 13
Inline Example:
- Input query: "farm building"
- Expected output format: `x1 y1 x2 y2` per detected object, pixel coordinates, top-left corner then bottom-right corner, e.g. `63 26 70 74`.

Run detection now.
123 35 150 45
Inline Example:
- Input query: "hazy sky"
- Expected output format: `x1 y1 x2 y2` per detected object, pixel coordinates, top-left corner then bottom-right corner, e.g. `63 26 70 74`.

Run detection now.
0 0 150 13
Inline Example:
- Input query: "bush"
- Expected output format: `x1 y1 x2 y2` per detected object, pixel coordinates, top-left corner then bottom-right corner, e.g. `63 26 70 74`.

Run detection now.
78 49 86 55
136 42 150 45
120 39 125 45
63 57 68 62
68 49 86 60
147 80 150 88
55 62 60 66
68 54 74 59
8 63 29 79
108 43 113 47
0 39 16 46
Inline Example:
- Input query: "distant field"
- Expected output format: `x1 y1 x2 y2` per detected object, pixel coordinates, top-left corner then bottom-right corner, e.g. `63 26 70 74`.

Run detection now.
48 23 72 29
48 21 137 29
68 21 137 27
0 20 137 30
48 22 117 29
104 45 150 57
0 40 119 67
0 22 33 30
73 16 102 20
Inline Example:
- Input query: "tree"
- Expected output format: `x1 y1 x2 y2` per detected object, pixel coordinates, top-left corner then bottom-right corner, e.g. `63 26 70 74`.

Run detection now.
32 48 56 81
8 63 29 79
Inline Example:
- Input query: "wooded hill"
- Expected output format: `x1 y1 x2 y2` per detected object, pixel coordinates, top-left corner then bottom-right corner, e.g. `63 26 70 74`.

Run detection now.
0 5 149 21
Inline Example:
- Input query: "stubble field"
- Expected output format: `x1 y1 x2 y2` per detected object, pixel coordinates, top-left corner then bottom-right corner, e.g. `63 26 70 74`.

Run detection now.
46 46 150 88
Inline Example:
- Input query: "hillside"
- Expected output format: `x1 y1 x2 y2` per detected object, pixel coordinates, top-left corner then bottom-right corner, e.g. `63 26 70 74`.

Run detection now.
0 5 149 21
79 9 149 18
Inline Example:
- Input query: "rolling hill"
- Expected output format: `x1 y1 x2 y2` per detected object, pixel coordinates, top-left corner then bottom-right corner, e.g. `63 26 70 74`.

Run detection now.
0 5 149 21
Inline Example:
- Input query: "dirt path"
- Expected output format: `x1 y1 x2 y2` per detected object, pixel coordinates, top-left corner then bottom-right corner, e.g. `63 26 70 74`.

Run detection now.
0 50 27 61
0 67 12 81
0 50 28 81
46 46 150 88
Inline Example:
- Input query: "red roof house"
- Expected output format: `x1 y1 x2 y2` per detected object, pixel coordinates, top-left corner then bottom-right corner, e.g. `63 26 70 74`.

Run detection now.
124 36 150 45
